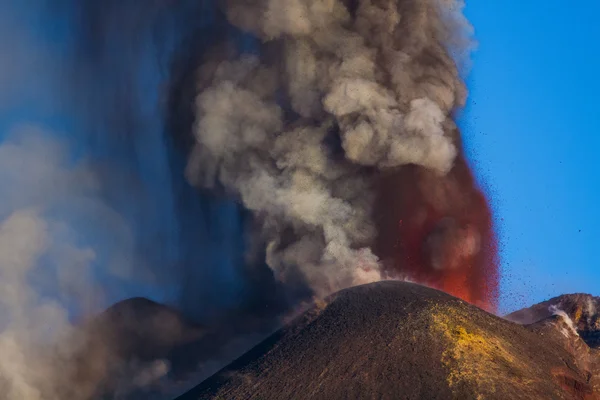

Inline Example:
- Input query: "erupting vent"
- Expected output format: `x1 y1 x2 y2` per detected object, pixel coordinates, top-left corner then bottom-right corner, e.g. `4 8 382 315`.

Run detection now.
376 152 499 312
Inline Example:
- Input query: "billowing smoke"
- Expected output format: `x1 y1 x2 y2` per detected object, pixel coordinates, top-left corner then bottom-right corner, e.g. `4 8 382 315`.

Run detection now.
0 0 499 398
184 0 477 298
0 127 118 399
0 2 243 398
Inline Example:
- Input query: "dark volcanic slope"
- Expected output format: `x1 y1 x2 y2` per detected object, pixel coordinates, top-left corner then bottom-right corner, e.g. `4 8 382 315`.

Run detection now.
175 281 600 400
90 297 205 361
81 297 281 399
75 297 206 398
507 294 600 348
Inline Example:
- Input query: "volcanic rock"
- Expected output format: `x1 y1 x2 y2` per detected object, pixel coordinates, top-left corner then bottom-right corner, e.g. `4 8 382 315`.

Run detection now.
77 297 280 399
74 297 206 398
507 294 600 349
89 297 205 361
175 281 600 400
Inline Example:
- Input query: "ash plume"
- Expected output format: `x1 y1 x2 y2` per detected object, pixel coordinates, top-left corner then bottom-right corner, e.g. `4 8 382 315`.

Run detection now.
185 0 475 297
0 127 116 400
46 0 261 322
0 0 483 398
0 2 233 398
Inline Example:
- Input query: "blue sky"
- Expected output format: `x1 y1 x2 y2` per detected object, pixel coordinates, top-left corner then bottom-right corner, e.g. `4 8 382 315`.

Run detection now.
462 1 600 312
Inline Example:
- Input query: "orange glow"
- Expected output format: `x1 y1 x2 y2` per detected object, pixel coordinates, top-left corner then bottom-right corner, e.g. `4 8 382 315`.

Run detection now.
375 153 499 313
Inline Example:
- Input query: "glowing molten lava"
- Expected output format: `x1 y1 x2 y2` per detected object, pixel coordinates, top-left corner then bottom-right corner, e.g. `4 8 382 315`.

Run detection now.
375 151 499 312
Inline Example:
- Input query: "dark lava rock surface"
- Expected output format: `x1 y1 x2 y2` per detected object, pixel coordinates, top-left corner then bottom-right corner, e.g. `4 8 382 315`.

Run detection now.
174 281 600 400
81 297 279 399
90 297 205 362
74 297 206 398
508 293 600 349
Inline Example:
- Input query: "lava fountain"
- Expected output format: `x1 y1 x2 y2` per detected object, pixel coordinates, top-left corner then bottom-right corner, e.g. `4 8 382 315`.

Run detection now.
376 132 499 312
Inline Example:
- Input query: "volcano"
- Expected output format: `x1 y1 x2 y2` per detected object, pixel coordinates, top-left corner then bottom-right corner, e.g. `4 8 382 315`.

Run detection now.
70 297 283 399
68 298 206 398
172 282 600 400
508 293 600 349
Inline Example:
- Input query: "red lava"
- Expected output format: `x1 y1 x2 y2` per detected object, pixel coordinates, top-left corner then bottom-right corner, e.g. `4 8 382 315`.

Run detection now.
375 151 499 313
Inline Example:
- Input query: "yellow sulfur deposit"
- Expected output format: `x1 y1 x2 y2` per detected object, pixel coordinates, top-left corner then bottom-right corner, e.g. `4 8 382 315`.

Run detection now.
428 303 537 398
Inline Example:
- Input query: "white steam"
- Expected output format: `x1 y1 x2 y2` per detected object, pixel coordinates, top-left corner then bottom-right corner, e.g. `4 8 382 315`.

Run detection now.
187 0 473 296
549 305 579 338
0 126 166 399
585 297 596 324
0 127 94 399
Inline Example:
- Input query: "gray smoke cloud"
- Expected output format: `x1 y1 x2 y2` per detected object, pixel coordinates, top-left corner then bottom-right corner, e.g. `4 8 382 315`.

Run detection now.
187 0 474 297
0 0 475 397
0 126 186 399
0 2 243 397
0 126 104 399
